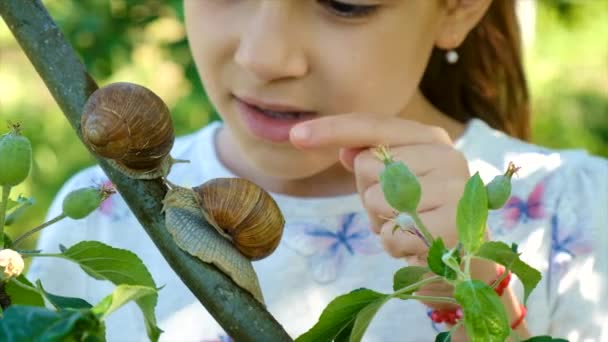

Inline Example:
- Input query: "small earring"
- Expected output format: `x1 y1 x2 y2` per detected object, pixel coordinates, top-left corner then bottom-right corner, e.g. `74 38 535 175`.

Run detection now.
446 50 459 64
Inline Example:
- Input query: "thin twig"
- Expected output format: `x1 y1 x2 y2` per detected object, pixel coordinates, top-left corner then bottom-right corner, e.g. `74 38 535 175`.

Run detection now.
397 294 458 305
392 275 444 297
11 213 67 248
0 186 12 249
411 212 435 247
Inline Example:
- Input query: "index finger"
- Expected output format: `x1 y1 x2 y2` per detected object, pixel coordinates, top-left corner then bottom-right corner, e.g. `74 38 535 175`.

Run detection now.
289 113 452 149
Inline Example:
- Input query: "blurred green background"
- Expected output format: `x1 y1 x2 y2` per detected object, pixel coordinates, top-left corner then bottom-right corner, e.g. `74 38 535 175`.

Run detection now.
0 0 607 251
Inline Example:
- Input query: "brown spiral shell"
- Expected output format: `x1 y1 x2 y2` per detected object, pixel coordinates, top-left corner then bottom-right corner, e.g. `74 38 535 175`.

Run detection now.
81 82 175 178
193 178 285 261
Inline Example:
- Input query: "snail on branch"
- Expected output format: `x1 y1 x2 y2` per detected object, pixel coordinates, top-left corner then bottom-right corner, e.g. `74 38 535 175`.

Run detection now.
162 178 285 304
81 82 283 302
81 82 184 179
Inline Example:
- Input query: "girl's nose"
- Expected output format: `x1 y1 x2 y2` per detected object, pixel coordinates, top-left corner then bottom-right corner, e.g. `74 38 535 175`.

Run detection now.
234 4 308 82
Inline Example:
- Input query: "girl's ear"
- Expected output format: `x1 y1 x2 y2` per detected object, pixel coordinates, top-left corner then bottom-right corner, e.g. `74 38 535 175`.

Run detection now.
435 0 493 49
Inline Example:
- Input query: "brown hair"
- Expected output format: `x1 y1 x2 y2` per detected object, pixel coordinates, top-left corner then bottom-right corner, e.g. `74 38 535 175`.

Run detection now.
420 1 530 141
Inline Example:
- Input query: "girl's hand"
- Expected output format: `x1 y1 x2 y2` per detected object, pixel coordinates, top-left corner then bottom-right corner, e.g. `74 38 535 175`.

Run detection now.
290 113 502 313
291 113 527 340
290 113 469 260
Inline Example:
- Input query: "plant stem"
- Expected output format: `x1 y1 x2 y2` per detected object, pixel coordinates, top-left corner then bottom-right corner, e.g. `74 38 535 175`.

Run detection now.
491 266 510 289
0 185 12 249
13 249 42 256
410 212 434 246
10 213 67 248
443 250 467 280
397 294 458 304
464 255 472 281
392 275 443 297
21 253 62 258
447 321 464 337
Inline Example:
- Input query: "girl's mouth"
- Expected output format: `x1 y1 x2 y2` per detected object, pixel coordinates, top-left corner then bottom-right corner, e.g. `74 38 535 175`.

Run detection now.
233 96 317 143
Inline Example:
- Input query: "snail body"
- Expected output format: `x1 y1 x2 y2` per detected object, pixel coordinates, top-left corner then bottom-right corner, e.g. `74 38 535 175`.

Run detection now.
81 82 176 179
162 178 285 303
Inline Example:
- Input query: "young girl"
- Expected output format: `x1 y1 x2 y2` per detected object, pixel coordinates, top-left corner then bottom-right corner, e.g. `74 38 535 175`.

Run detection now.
28 1 608 341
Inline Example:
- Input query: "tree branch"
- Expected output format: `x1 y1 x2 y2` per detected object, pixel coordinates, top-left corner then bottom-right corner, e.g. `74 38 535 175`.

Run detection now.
0 1 291 340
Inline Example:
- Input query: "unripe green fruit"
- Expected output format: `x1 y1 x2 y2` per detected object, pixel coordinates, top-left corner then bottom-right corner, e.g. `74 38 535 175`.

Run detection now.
62 187 104 219
0 128 32 187
486 175 512 210
380 161 421 213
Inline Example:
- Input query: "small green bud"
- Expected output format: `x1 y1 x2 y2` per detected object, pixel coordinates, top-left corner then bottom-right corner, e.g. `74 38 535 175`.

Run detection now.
375 146 421 213
486 162 520 210
486 176 511 209
62 187 107 219
0 124 32 187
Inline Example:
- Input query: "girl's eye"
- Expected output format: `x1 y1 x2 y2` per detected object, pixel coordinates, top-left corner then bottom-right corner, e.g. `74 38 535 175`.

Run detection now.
318 0 379 18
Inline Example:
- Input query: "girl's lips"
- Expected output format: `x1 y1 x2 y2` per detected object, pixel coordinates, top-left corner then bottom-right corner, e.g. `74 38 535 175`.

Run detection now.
234 96 317 143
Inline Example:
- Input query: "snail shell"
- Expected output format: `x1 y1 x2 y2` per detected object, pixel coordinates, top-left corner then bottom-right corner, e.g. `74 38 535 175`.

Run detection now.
163 181 285 304
193 178 284 260
81 82 176 179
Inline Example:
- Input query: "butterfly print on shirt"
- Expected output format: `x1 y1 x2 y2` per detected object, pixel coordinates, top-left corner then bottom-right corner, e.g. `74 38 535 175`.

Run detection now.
501 180 547 231
283 212 382 283
547 212 593 297
202 335 234 342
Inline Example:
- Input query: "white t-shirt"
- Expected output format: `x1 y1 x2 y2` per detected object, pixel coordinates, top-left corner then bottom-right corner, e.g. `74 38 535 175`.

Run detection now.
27 119 608 342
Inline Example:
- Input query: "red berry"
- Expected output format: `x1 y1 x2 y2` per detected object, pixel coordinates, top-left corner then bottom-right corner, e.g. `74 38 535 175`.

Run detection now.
430 311 443 323
444 314 454 324
448 311 459 324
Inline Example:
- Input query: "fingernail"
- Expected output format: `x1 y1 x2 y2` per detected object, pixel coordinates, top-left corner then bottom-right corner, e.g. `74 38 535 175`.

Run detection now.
291 125 311 142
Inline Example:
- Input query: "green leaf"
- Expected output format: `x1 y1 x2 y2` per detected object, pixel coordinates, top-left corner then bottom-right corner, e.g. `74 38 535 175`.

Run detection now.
393 266 429 292
36 280 93 310
457 173 488 253
349 297 389 342
334 322 354 342
435 332 452 342
476 241 542 304
427 238 457 280
5 195 34 226
379 162 421 213
59 241 161 341
523 336 569 342
5 275 45 307
476 241 518 265
0 305 104 341
92 285 157 320
454 280 509 342
295 288 387 342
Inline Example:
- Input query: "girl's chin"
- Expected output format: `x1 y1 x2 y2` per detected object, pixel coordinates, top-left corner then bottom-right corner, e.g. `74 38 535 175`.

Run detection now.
246 152 336 180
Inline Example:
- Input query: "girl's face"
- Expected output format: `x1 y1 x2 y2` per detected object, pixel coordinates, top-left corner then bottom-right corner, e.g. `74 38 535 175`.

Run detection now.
184 0 478 186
